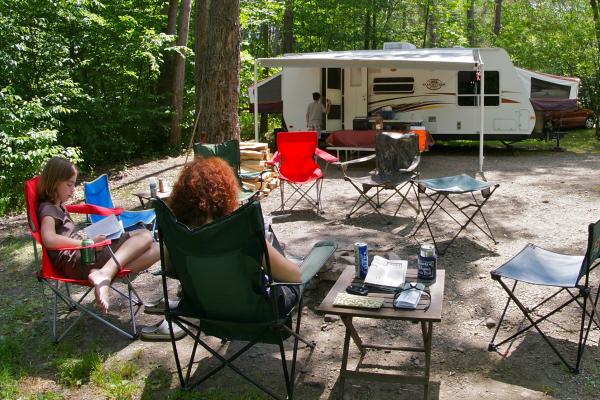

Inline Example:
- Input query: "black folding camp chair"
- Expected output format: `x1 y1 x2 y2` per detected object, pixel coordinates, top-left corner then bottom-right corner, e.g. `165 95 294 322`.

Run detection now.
154 199 336 399
337 132 420 224
412 174 499 254
488 220 600 373
193 139 263 203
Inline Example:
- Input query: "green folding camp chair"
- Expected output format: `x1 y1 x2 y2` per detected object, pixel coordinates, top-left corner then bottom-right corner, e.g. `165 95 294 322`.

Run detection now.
193 139 265 203
154 198 336 399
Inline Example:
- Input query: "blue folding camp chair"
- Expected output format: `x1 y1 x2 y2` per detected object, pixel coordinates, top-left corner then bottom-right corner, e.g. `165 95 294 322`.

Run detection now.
412 174 499 254
84 174 156 231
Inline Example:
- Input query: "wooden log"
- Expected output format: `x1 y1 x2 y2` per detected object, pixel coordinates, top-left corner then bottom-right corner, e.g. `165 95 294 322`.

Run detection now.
240 150 264 160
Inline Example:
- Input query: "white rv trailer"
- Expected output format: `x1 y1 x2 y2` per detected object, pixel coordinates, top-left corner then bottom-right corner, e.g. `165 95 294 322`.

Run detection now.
256 47 536 141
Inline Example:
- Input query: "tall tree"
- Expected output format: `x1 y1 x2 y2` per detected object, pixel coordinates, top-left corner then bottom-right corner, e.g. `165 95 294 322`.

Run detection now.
170 0 192 146
195 0 241 143
466 0 476 47
589 0 600 135
493 0 503 36
283 0 294 53
158 0 179 96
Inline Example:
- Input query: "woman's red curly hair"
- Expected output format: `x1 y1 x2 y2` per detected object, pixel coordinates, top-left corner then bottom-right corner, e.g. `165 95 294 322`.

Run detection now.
169 157 239 228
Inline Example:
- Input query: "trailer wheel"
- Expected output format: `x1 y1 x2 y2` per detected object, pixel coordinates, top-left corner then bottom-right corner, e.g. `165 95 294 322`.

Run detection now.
584 116 595 129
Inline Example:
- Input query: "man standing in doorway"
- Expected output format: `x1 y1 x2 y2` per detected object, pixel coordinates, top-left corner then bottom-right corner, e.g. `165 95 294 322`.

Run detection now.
306 92 330 137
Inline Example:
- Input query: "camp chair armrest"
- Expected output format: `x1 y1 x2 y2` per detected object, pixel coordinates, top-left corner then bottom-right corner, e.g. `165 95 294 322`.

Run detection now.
299 240 337 284
334 154 376 171
265 151 280 166
315 148 339 163
269 281 302 287
48 239 112 251
67 204 124 217
404 153 421 172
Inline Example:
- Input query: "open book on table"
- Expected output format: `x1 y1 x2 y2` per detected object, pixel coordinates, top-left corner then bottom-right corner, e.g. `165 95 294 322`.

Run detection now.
364 255 407 291
84 214 124 241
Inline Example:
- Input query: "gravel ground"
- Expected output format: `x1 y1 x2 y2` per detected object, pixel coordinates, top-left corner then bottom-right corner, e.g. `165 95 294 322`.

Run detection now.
3 145 600 399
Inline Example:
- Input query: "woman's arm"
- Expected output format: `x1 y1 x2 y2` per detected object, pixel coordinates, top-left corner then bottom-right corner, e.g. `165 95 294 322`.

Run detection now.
265 242 301 283
40 215 84 249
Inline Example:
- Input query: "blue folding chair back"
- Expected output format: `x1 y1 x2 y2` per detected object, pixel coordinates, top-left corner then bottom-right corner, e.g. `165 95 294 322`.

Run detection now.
84 174 156 230
489 220 600 373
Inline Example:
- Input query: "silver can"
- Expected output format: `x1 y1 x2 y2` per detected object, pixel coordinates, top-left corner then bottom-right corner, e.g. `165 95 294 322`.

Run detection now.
418 243 437 280
354 242 369 279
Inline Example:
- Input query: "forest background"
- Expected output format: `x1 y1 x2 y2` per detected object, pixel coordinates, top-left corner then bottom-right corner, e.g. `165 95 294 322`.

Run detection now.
2 0 600 216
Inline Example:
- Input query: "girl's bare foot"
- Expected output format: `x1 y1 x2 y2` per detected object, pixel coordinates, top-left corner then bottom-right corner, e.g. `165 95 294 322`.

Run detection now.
89 270 112 313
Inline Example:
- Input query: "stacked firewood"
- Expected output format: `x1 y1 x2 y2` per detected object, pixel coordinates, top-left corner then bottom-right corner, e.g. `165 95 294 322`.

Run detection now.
240 141 279 198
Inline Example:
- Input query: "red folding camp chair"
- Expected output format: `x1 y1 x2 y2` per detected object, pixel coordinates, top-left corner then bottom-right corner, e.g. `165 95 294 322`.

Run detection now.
266 131 338 214
25 176 143 342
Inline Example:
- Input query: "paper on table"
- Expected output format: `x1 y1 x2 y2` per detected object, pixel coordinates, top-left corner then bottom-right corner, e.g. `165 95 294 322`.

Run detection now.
364 256 407 290
84 214 124 240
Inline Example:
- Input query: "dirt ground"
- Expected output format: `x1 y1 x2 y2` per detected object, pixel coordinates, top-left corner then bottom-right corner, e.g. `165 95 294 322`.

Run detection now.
3 145 600 399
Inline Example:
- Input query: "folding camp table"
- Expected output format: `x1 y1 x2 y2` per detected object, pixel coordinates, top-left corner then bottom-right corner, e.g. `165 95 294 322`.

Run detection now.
317 266 445 400
412 174 499 255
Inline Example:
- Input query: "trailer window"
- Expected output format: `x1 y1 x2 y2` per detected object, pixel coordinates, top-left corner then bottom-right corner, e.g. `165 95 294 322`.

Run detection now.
372 77 414 94
531 77 571 99
457 71 499 107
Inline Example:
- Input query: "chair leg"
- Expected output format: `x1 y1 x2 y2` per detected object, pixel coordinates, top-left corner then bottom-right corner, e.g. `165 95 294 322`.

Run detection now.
278 334 293 399
492 277 580 372
168 317 186 387
489 280 517 351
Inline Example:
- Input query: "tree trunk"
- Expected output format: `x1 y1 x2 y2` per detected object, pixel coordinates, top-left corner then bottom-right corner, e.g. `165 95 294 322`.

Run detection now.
493 0 502 36
363 6 371 49
422 0 430 48
467 0 476 47
427 6 437 47
158 0 179 96
260 23 269 135
370 6 377 50
195 0 241 143
589 0 600 137
283 0 294 53
169 0 191 147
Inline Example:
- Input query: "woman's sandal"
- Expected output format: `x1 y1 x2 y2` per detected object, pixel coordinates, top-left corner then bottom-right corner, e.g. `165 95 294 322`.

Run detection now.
140 320 186 341
144 298 180 315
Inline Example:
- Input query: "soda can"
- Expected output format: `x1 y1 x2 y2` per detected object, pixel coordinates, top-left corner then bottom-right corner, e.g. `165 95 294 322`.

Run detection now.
354 242 369 279
149 177 158 198
418 243 437 280
81 238 96 266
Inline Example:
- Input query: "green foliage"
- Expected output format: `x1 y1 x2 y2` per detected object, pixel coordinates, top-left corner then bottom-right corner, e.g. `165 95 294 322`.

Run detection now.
91 360 140 400
55 352 103 387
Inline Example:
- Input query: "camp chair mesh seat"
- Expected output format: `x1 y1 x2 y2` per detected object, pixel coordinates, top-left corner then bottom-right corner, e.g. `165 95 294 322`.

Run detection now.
84 174 156 230
488 220 600 373
193 139 263 203
337 131 420 224
25 176 143 342
412 174 499 255
266 131 338 214
154 198 336 399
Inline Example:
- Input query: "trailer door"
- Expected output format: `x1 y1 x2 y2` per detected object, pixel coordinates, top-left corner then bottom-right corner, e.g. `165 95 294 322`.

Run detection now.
323 68 343 131
344 67 367 129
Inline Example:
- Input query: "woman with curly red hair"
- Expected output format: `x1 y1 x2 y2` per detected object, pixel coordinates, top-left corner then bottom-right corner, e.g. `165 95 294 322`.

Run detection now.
169 156 301 283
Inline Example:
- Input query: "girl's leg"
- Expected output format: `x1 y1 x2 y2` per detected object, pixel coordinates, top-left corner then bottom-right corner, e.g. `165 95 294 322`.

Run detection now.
89 230 155 312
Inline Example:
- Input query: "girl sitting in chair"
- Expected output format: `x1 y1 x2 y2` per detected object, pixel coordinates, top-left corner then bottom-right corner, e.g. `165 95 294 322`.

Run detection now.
38 157 160 313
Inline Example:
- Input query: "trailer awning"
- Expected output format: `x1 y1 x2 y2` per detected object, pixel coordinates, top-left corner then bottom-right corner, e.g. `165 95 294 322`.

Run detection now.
258 48 477 69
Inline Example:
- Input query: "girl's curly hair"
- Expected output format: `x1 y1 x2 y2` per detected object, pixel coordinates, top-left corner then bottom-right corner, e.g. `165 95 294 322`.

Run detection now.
169 157 239 228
